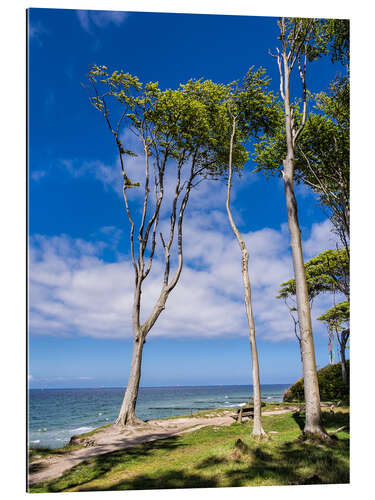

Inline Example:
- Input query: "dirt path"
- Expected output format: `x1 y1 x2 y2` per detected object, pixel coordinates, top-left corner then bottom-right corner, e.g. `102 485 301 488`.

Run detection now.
28 408 295 486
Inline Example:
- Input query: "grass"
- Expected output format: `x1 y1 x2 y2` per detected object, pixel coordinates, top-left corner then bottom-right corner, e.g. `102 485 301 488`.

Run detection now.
162 407 235 419
29 408 349 492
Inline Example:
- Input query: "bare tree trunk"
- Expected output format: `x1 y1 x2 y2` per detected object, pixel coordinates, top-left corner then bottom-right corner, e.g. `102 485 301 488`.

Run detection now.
340 344 347 385
115 330 145 426
328 329 335 365
283 161 328 437
338 328 349 385
226 115 267 439
114 287 171 427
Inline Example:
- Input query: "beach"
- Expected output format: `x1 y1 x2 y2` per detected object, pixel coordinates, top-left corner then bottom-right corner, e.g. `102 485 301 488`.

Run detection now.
29 384 289 449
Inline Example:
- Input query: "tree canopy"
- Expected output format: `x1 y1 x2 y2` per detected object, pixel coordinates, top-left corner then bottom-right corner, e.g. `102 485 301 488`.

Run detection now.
254 77 349 249
277 248 349 303
317 301 349 332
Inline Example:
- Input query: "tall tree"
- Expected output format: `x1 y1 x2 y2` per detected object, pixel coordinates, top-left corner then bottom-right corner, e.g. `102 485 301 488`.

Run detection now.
318 301 350 384
87 66 248 426
225 70 278 439
226 115 267 439
265 18 330 438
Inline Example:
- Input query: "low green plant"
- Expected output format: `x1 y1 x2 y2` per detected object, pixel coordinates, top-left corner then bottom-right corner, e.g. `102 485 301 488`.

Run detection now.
283 361 349 402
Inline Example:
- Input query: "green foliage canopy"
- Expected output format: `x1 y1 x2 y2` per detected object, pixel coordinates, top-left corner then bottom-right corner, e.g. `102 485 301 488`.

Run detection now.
254 78 349 233
277 248 349 303
317 301 349 333
87 65 278 185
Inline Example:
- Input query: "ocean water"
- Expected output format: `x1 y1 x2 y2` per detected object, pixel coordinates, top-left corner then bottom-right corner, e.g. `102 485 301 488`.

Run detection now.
28 384 289 449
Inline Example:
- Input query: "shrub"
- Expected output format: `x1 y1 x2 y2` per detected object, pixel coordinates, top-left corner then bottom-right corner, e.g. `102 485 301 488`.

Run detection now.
283 361 349 402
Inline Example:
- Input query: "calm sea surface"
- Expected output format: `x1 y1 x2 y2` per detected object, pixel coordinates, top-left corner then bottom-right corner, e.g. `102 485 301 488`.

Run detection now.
28 384 289 449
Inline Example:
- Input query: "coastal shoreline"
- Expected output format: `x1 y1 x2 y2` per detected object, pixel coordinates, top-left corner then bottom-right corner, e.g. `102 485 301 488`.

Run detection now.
28 405 298 486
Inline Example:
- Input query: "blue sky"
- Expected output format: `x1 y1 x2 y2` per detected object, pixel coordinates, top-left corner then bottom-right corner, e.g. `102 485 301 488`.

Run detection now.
28 8 347 389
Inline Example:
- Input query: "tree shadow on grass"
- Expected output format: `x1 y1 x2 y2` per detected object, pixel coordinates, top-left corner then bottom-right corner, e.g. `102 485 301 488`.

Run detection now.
31 436 188 493
322 410 350 431
292 411 305 431
29 461 50 474
292 409 349 434
30 413 350 493
196 456 229 469
225 437 349 487
89 469 219 491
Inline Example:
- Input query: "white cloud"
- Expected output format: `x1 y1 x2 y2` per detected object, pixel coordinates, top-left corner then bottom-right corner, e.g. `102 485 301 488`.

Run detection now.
60 159 123 194
303 219 338 258
29 127 340 343
29 212 338 343
31 170 47 182
28 20 48 44
77 10 127 34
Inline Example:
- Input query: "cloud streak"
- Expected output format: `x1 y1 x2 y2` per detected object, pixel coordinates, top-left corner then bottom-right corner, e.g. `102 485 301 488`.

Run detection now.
77 10 127 34
28 20 49 45
29 215 338 343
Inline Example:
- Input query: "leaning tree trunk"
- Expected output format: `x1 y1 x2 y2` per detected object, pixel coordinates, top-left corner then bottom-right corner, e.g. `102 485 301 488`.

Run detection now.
226 115 267 439
115 330 145 426
115 287 170 427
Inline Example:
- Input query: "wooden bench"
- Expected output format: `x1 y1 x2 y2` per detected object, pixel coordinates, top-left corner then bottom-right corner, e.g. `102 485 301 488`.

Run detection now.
231 402 267 423
232 407 254 422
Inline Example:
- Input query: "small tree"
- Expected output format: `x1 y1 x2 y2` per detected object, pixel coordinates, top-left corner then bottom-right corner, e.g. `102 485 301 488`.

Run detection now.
277 266 323 360
318 301 350 384
277 248 349 364
88 66 247 426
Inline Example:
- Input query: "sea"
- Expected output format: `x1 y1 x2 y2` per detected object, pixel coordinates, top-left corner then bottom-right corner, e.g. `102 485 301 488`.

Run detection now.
28 384 289 449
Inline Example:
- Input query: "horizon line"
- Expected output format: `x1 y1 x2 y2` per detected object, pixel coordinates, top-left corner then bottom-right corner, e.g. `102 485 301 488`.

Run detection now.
29 382 291 390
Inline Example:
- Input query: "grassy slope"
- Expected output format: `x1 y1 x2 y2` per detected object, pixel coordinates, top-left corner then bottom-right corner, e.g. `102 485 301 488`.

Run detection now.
29 408 349 493
28 403 291 463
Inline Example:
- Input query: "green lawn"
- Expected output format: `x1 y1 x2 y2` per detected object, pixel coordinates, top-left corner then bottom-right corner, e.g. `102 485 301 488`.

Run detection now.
29 408 349 493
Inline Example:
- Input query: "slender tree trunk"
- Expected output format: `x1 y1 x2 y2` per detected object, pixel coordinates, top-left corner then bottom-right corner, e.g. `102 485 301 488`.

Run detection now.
115 287 169 427
115 277 146 427
328 330 335 365
283 158 328 438
115 330 145 426
226 115 267 439
340 343 347 385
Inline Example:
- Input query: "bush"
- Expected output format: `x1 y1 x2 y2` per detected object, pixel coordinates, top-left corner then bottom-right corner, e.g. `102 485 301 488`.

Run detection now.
283 361 349 402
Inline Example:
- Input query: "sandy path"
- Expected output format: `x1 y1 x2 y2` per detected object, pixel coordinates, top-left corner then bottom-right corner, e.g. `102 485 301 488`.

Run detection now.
28 408 295 486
